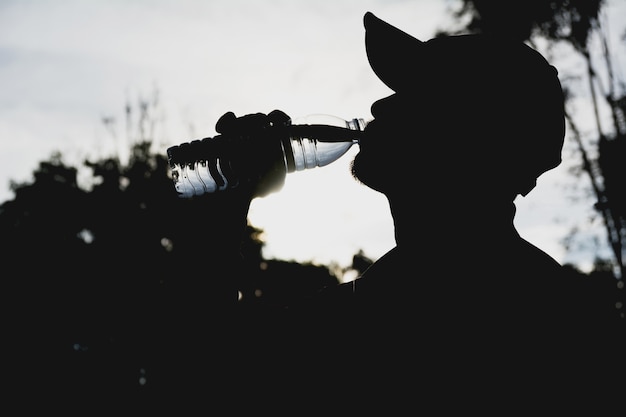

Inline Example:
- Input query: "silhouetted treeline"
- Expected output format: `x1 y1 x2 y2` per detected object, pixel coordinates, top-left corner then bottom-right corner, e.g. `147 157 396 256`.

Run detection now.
2 140 622 408
1 143 351 409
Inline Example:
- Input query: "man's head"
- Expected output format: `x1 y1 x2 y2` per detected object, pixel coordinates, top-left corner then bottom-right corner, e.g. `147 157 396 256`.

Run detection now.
352 12 565 200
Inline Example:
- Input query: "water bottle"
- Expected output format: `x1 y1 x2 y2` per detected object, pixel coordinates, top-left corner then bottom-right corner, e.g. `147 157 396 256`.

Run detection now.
166 114 367 198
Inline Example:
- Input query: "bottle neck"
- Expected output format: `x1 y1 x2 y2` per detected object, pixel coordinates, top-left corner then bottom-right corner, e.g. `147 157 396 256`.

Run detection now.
285 123 365 143
347 118 368 132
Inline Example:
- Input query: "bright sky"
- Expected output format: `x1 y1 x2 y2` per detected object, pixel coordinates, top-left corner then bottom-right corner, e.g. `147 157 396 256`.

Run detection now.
1 0 625 272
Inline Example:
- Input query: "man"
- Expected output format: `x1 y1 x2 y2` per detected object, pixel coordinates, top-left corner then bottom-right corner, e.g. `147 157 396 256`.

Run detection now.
221 12 569 324
170 11 624 410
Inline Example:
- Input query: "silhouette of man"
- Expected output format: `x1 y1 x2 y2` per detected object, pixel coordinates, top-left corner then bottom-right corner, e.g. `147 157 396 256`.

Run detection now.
221 13 568 321
171 11 624 411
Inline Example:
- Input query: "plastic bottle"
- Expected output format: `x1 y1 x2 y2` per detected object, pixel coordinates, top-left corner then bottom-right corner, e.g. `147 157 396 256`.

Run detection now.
166 114 367 198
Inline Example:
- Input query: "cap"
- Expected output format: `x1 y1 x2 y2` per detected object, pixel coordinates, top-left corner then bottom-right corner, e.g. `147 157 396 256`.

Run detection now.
363 12 566 195
364 11 560 94
364 12 424 92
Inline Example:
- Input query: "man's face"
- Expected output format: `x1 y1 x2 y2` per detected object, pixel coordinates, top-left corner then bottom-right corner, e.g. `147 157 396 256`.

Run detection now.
351 93 429 195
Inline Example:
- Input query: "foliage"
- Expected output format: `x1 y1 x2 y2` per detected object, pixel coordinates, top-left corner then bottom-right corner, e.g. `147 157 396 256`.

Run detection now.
1 137 341 398
450 0 604 45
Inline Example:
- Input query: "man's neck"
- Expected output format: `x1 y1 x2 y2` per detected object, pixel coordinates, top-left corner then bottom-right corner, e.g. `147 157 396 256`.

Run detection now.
389 195 518 249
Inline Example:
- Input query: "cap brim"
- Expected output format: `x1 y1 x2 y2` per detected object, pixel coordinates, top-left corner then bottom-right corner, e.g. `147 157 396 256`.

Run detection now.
364 12 424 91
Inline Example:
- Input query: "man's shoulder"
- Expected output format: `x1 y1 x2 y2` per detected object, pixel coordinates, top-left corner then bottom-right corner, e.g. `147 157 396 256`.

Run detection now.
515 235 563 271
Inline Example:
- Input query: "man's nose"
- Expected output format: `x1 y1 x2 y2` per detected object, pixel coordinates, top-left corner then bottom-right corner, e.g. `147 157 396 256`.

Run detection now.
370 94 397 119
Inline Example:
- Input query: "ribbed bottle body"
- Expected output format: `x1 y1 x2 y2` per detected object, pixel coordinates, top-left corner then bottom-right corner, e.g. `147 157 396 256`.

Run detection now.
166 114 365 198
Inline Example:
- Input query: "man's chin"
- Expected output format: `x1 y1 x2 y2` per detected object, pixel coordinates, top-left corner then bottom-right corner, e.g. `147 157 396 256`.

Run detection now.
349 157 386 194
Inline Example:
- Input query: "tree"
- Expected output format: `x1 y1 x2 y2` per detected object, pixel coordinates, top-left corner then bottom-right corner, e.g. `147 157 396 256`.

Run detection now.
1 97 341 404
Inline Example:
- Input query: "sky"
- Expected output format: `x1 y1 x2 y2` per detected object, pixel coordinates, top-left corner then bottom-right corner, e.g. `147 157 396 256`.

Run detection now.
1 0 625 273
